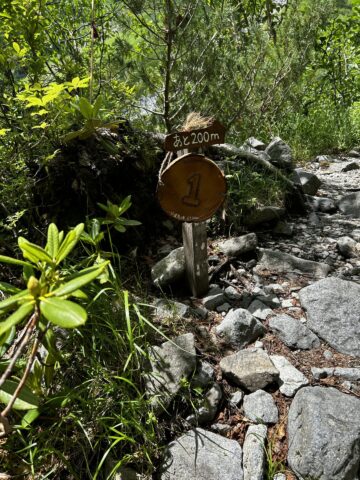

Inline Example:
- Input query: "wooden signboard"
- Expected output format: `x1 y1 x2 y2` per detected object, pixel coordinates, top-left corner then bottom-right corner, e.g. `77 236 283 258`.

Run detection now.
164 121 225 152
157 154 226 223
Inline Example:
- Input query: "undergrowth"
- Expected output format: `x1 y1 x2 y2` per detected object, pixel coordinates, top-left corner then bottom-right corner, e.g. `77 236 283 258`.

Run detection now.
0 280 160 479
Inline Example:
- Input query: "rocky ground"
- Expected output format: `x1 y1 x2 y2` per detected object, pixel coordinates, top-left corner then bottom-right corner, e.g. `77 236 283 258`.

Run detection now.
128 142 360 480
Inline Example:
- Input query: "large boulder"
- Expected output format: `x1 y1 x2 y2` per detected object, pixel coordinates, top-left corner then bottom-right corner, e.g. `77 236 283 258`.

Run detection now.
215 308 265 349
288 386 360 480
151 247 185 287
269 314 320 350
338 191 360 217
145 333 196 407
159 428 243 480
265 137 293 170
255 249 330 278
220 348 279 392
299 277 360 357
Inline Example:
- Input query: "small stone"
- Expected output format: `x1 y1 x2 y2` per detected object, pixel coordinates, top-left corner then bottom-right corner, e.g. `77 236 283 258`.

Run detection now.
153 299 190 321
229 390 244 407
337 236 359 258
311 367 360 382
220 349 279 392
254 341 264 349
305 195 337 213
338 191 360 218
244 137 266 151
243 207 285 227
295 169 321 195
216 302 231 313
273 220 294 236
265 137 293 170
248 300 272 320
264 283 285 294
191 361 215 389
187 384 222 425
341 161 360 172
323 350 333 360
255 292 281 308
243 390 278 424
218 233 258 257
309 212 321 226
215 308 265 349
273 475 286 480
281 299 294 308
201 286 227 310
243 424 267 480
270 355 309 397
225 285 242 301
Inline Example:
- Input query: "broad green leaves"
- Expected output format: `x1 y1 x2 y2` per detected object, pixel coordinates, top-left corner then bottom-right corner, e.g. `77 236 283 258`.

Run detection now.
0 380 39 410
40 298 87 328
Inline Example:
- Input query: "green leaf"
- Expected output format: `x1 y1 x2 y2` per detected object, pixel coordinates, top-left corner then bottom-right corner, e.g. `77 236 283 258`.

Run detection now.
40 297 87 328
46 223 59 258
49 261 108 298
0 290 30 313
0 302 34 336
13 42 21 54
0 255 33 268
0 326 16 356
0 380 39 410
18 237 53 265
21 408 40 427
78 97 93 119
92 95 103 117
118 218 141 226
0 281 21 295
56 224 84 264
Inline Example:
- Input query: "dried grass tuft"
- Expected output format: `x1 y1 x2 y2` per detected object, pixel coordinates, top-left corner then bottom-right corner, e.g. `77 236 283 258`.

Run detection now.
181 112 214 131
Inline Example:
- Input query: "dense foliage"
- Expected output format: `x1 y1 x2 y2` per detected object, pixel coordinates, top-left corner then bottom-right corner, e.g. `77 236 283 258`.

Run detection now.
0 0 359 477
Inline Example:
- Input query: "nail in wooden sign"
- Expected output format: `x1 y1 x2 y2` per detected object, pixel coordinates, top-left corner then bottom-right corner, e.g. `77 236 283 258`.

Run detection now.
164 120 225 152
157 153 226 222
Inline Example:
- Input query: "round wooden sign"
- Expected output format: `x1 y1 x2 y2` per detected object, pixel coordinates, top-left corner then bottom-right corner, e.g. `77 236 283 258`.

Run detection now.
157 154 226 222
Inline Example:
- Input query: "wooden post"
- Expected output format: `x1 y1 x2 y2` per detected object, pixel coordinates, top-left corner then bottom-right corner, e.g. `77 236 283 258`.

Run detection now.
175 148 208 297
182 221 209 297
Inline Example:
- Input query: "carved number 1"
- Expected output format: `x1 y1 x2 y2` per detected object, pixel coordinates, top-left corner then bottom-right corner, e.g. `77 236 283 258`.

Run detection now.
182 173 201 207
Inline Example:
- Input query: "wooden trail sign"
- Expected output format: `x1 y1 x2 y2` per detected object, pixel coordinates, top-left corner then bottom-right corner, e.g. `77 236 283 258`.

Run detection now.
157 153 226 223
158 120 226 297
164 120 225 152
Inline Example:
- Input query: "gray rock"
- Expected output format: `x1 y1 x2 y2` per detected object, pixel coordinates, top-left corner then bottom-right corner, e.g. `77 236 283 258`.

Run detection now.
248 300 273 320
244 137 266 151
270 355 309 397
243 207 285 227
269 314 320 350
243 390 278 424
224 285 242 301
311 367 360 382
217 233 258 257
342 161 360 172
153 299 190 321
145 333 196 407
265 137 293 170
273 220 294 236
309 211 321 226
220 349 279 392
202 286 227 311
287 386 360 480
187 384 222 425
255 249 330 278
305 195 337 213
229 390 244 407
295 168 321 195
337 236 359 258
273 475 286 480
243 424 267 480
191 361 215 389
160 428 243 480
338 191 360 217
299 277 360 356
114 467 143 480
351 229 360 242
215 308 265 349
216 302 231 313
323 350 333 360
151 247 185 287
